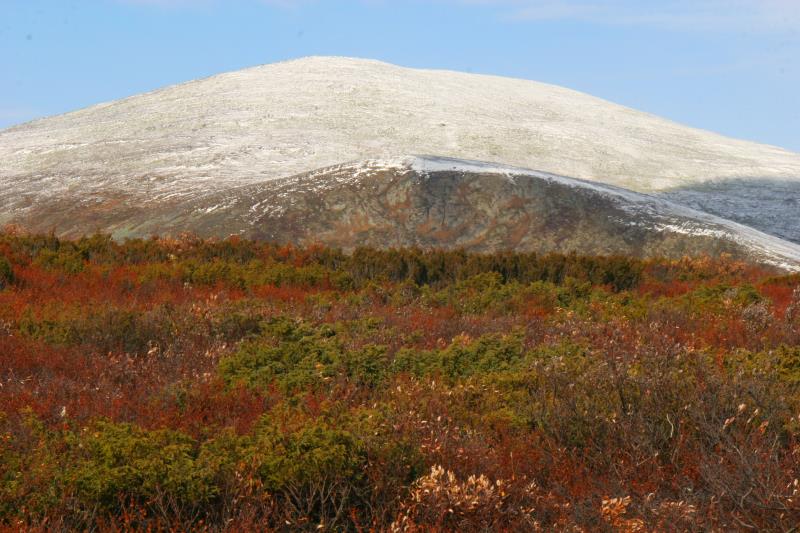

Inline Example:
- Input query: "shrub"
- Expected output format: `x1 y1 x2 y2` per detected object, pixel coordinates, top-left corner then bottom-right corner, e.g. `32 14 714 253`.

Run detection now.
246 418 368 528
3 232 800 530
33 247 86 274
65 421 218 512
0 255 13 289
392 332 525 382
219 317 389 394
390 465 539 532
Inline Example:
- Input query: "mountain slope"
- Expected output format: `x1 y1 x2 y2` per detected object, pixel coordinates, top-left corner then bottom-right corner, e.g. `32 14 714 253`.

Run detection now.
1 57 800 241
16 156 799 270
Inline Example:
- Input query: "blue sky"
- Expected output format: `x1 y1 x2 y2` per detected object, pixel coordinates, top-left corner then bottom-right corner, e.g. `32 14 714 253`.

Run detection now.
1 0 799 150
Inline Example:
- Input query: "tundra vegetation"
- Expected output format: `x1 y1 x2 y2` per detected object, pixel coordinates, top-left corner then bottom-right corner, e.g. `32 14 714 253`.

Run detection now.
0 230 799 531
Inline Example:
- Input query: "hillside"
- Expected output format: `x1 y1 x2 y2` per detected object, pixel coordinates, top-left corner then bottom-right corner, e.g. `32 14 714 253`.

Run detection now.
8 155 800 271
1 57 800 243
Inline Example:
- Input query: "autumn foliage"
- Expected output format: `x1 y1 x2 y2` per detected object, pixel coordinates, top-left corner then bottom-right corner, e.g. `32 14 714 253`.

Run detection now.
1 232 799 531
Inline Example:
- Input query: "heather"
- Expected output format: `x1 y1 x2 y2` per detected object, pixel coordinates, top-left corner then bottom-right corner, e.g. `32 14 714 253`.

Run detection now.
1 232 799 531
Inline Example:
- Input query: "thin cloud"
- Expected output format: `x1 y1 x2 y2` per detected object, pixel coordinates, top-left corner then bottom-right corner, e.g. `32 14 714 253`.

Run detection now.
472 0 800 33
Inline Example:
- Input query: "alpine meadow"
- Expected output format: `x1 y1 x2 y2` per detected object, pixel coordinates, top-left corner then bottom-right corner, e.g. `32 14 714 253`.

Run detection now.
2 2 800 531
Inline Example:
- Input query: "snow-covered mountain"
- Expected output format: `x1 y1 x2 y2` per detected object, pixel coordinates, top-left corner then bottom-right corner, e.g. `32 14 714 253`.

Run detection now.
1 57 799 266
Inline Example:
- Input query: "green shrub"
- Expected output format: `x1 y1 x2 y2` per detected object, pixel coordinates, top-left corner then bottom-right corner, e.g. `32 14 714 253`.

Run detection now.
33 248 86 274
18 306 169 353
219 317 389 393
0 410 63 520
250 419 365 491
184 259 245 288
242 417 369 527
431 272 523 313
65 421 217 512
220 319 337 392
392 332 525 381
775 345 800 385
686 283 764 312
0 256 13 289
208 304 264 342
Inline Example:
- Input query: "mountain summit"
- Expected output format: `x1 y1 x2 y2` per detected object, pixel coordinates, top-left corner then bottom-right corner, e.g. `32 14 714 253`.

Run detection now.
2 57 799 265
